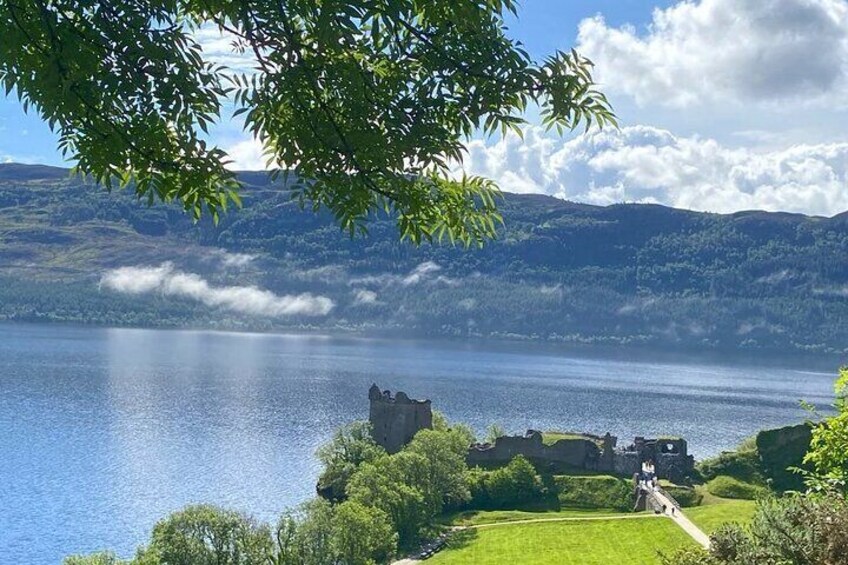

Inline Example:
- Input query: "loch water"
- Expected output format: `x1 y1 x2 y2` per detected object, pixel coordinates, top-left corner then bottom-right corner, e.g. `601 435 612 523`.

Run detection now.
0 323 837 563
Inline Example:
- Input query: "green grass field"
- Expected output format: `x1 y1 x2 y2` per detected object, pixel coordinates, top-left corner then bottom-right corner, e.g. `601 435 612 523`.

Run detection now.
686 499 756 534
541 431 599 446
428 517 695 565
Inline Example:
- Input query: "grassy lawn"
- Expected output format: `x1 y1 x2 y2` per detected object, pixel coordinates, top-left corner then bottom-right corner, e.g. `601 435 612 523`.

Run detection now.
686 499 756 534
428 517 695 565
446 507 629 526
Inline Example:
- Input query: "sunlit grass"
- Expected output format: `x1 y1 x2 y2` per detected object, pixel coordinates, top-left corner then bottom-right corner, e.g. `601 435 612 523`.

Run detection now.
429 517 695 565
685 495 756 534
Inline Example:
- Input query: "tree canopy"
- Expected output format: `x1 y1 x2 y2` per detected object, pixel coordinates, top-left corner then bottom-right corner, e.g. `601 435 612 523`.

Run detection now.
0 0 615 244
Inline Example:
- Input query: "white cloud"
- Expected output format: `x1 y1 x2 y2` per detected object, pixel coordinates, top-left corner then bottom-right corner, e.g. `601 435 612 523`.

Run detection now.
192 26 257 74
225 138 269 170
351 261 456 288
462 125 848 216
101 263 334 317
577 0 848 107
402 261 442 285
100 263 171 295
352 289 379 305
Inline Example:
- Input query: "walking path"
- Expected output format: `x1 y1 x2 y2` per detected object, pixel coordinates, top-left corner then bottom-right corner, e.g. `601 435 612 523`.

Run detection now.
652 489 711 549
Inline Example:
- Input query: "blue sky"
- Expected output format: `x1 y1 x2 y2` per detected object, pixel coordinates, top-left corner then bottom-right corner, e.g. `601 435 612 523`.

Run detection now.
3 0 848 216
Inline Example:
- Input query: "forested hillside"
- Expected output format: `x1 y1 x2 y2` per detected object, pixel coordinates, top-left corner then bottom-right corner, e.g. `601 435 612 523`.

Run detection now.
2 163 847 356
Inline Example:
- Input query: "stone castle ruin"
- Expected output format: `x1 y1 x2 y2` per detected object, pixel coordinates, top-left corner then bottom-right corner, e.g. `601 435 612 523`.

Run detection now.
369 384 433 454
369 385 695 483
467 432 694 483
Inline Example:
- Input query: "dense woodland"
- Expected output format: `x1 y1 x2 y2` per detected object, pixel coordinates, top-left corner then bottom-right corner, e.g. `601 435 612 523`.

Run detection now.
2 163 848 356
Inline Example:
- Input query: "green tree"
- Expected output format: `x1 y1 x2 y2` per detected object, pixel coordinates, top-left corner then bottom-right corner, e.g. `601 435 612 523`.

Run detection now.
272 499 338 565
469 455 545 509
404 427 472 512
0 1 614 244
346 452 429 546
330 501 397 565
804 368 848 491
316 420 385 501
134 505 272 565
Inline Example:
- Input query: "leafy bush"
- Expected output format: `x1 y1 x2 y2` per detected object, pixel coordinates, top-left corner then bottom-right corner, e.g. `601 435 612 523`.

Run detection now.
705 476 767 500
662 491 848 565
804 369 848 493
663 484 703 508
553 475 632 511
468 455 546 509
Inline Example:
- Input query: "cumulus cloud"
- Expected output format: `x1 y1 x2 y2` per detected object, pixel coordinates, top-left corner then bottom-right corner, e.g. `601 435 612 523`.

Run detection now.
461 125 848 216
100 263 334 317
577 0 848 107
225 138 269 170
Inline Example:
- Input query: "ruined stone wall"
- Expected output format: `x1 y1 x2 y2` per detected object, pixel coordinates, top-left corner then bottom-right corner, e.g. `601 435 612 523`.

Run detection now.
368 384 432 454
613 437 694 483
613 452 641 477
467 430 601 472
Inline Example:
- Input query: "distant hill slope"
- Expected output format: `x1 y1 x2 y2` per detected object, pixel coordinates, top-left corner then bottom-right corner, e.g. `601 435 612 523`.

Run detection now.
1 163 847 356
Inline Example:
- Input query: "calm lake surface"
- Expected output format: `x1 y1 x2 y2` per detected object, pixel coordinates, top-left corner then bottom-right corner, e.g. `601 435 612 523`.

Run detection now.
0 323 838 564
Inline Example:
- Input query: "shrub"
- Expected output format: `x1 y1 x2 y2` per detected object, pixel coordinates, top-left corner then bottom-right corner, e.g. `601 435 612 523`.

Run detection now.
706 476 767 500
663 491 848 565
468 455 546 509
663 484 703 507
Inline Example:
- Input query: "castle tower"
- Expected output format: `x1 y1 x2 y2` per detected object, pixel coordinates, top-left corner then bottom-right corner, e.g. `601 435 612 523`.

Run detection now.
368 384 433 453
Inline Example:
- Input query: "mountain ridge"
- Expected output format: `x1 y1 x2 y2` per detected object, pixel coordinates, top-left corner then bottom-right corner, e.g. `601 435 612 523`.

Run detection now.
1 163 846 358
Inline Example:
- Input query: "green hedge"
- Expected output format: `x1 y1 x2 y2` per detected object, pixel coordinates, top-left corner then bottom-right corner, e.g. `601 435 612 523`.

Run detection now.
552 475 632 511
706 475 768 500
